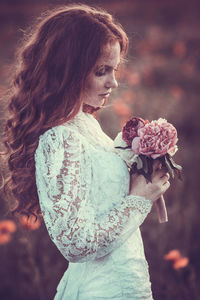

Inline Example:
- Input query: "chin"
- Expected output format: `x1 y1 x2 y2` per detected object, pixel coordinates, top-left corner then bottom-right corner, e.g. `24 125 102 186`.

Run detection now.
83 104 101 113
100 98 107 107
83 99 107 113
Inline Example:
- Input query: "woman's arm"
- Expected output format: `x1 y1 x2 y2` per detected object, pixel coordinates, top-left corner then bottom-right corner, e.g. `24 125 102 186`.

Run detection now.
35 126 153 262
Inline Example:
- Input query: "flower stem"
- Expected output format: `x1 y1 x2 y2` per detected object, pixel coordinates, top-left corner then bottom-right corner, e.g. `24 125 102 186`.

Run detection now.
155 195 168 223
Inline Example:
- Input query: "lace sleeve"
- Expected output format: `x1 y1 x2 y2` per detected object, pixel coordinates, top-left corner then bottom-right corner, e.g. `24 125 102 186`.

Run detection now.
35 126 152 263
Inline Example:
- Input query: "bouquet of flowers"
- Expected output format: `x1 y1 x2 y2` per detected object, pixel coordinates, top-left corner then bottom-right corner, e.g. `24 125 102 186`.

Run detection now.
114 117 182 223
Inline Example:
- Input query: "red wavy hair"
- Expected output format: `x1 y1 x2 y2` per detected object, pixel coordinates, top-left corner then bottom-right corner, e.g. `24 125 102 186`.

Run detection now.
2 4 129 217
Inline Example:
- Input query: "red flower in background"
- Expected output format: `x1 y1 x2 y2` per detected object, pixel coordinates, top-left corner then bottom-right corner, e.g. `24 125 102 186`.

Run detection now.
173 257 189 270
112 100 131 117
0 220 17 245
19 215 41 231
164 249 181 261
164 249 189 270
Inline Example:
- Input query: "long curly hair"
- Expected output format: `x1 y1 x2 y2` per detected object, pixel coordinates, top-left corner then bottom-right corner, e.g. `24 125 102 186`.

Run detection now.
2 4 129 217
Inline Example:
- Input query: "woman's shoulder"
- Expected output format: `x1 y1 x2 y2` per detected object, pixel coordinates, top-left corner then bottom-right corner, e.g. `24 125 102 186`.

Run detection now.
39 122 81 144
35 123 84 157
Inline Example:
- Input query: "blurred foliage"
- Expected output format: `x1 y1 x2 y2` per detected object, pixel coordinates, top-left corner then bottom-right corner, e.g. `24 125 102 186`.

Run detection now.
0 0 200 299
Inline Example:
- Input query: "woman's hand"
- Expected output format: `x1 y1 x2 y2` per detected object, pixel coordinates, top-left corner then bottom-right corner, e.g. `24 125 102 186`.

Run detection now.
129 160 170 203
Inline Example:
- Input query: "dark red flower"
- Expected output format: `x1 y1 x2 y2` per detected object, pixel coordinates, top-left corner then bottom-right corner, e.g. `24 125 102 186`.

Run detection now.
122 117 145 146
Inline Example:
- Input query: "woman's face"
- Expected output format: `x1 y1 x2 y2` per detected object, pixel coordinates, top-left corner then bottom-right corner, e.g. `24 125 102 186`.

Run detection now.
83 41 121 108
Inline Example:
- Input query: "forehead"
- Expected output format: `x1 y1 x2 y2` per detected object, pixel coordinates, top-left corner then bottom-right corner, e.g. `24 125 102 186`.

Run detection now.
96 42 121 67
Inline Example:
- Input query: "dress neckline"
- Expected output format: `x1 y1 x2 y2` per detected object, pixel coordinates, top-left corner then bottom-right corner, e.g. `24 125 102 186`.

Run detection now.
70 109 99 126
62 109 114 151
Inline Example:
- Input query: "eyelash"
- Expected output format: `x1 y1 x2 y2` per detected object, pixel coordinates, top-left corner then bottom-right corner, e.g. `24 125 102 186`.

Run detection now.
95 68 119 77
95 70 106 77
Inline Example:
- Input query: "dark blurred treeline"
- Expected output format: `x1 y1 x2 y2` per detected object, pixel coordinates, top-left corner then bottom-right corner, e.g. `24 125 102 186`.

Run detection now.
0 0 200 299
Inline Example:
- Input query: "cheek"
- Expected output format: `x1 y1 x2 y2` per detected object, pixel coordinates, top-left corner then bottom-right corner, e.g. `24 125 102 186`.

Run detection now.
86 77 103 94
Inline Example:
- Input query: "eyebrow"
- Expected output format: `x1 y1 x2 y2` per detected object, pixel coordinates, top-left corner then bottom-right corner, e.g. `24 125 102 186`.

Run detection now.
95 62 120 71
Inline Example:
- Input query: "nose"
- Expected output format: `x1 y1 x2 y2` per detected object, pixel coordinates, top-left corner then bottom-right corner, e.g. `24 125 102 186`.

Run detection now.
105 72 118 89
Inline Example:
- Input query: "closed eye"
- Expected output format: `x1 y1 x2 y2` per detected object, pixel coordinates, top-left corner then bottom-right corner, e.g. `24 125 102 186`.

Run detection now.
95 68 106 77
95 65 120 77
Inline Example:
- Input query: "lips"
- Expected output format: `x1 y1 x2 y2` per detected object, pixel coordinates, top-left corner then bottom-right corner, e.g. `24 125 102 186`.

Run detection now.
99 92 110 97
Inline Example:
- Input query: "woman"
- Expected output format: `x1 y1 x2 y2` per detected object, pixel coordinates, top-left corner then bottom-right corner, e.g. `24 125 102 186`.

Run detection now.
3 4 170 299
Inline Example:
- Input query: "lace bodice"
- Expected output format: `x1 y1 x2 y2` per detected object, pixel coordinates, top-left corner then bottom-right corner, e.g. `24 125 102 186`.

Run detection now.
34 111 152 263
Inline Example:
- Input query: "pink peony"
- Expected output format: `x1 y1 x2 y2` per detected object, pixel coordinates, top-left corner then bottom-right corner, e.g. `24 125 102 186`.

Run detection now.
122 117 145 146
131 118 178 158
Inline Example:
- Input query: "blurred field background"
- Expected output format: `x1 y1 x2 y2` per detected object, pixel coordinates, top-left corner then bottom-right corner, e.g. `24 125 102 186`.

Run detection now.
0 0 200 299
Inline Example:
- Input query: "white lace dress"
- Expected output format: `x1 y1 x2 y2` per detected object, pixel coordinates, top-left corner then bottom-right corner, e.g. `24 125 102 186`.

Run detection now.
34 110 154 300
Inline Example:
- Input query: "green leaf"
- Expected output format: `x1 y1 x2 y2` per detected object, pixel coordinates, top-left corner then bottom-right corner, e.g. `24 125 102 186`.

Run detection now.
130 162 138 176
164 155 175 179
159 156 166 168
147 157 153 177
144 171 152 183
130 160 152 183
136 156 143 169
141 155 148 173
168 155 182 171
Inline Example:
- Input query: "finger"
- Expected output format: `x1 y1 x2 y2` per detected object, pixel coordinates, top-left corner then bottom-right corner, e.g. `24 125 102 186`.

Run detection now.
161 180 170 193
152 169 168 182
160 172 170 181
154 168 170 179
159 173 170 186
